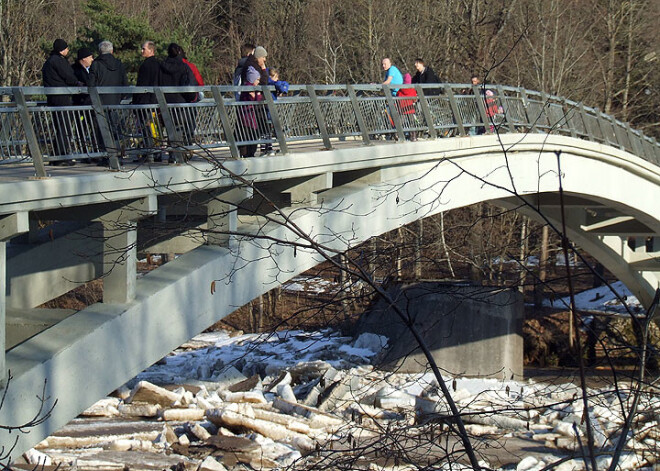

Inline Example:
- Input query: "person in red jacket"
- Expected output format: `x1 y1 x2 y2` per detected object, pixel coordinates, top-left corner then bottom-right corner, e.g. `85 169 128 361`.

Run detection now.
396 73 418 141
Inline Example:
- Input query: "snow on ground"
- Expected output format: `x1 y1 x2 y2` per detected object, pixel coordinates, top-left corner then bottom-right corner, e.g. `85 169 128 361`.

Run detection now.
24 325 659 471
542 280 643 314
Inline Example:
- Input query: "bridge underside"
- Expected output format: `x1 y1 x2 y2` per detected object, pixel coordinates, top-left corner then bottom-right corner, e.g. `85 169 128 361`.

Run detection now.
1 134 658 458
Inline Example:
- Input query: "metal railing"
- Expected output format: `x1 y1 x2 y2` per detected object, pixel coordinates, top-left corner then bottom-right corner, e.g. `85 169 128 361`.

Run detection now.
0 84 658 177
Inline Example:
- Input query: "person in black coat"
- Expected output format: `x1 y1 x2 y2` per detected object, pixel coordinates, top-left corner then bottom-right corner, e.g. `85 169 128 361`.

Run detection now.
134 41 160 105
72 47 94 106
42 39 81 161
88 40 129 105
159 43 190 104
412 58 441 95
133 41 162 162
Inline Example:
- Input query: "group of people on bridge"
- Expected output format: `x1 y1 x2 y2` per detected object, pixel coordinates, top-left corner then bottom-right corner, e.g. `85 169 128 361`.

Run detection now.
40 38 500 166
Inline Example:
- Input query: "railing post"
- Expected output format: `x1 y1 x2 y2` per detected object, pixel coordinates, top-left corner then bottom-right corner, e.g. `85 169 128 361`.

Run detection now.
561 98 578 138
306 85 333 150
346 85 372 145
626 124 644 157
607 115 625 150
578 103 595 142
473 85 491 134
443 85 465 136
415 86 437 139
519 89 537 133
383 85 407 142
154 88 185 164
262 85 288 155
88 87 121 170
12 88 47 178
211 86 240 159
495 85 514 133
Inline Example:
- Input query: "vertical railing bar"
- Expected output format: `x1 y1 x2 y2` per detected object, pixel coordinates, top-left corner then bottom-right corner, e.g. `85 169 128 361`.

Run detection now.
346 85 372 145
262 85 288 155
443 85 465 136
519 89 536 133
495 85 514 133
415 85 437 139
307 85 333 149
383 85 407 141
473 84 491 134
13 88 47 178
154 88 185 164
562 98 578 138
579 103 595 142
211 86 240 159
89 87 121 169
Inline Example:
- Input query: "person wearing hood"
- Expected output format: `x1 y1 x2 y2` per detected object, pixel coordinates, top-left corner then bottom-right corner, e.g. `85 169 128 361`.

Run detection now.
89 40 129 105
396 73 418 141
42 38 81 162
159 43 191 104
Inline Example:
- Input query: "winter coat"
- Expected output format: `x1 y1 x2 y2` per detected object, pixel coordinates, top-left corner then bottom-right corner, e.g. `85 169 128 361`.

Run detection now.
396 87 418 115
134 56 161 105
88 53 129 105
159 56 190 104
412 66 441 95
71 62 92 106
182 58 203 103
42 52 80 106
233 56 249 86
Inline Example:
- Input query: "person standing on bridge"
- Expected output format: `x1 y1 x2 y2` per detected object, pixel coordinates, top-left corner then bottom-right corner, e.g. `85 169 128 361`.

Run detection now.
381 57 403 95
42 39 82 164
411 58 440 95
71 47 96 160
89 41 129 106
133 41 162 162
89 40 129 164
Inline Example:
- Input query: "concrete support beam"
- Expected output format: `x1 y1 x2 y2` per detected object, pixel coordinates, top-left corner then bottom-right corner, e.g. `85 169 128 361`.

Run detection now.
207 187 252 248
259 173 333 207
0 241 5 387
0 213 28 241
1 213 28 387
582 216 655 236
103 221 137 304
100 197 157 305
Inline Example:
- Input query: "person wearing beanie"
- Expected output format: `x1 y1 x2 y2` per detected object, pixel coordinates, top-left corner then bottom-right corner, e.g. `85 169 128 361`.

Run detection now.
42 38 82 163
72 48 94 105
238 45 270 157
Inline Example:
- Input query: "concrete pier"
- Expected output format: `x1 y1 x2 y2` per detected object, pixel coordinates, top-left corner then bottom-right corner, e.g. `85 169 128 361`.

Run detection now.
355 282 524 379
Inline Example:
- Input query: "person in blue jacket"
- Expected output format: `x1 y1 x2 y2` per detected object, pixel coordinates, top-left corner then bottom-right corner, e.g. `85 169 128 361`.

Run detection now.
381 57 403 95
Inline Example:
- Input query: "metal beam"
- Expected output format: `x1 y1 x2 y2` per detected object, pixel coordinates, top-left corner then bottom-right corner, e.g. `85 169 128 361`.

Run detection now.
581 216 656 236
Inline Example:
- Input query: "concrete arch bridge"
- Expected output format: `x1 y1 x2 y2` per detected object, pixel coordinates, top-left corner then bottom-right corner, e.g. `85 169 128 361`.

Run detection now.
0 83 658 458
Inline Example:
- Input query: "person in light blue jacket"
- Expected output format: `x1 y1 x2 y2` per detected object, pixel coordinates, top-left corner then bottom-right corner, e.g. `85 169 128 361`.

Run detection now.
381 57 403 95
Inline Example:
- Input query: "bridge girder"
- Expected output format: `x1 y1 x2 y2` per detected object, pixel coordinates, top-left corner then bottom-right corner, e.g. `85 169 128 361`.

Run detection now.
1 133 659 458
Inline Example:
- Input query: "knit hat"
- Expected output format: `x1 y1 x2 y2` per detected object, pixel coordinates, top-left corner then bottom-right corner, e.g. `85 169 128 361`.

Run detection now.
76 47 93 61
53 38 68 53
403 73 412 84
254 46 267 59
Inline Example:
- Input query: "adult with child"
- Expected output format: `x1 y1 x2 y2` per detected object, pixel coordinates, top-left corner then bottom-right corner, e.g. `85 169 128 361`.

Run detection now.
238 46 269 157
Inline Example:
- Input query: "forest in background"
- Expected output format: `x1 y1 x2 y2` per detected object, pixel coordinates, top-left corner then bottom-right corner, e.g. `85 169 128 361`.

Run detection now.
1 0 658 137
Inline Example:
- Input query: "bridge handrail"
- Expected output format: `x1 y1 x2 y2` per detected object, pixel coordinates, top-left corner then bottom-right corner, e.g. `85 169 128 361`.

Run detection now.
0 84 658 176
